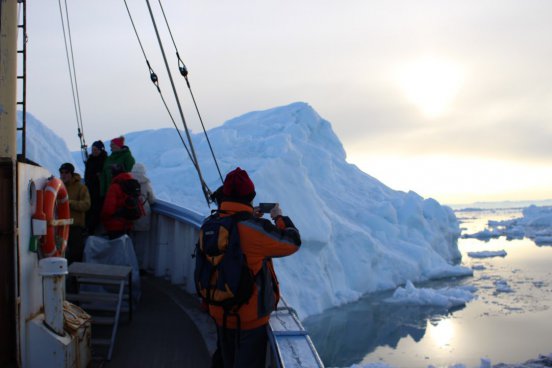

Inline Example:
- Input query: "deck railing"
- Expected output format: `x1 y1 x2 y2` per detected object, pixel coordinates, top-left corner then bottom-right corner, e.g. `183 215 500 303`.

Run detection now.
145 200 203 294
148 199 324 368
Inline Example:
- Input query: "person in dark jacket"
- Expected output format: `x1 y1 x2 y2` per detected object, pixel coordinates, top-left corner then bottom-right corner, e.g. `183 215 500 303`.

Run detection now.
100 136 136 197
207 167 301 368
101 164 135 239
84 140 107 234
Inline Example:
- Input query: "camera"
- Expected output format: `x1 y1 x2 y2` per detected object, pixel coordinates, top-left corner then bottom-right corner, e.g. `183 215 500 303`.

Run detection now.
258 203 277 213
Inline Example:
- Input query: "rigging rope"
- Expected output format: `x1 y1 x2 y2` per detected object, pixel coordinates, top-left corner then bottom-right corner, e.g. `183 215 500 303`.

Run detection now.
144 0 212 205
122 0 195 165
123 0 212 205
156 0 224 184
57 0 88 162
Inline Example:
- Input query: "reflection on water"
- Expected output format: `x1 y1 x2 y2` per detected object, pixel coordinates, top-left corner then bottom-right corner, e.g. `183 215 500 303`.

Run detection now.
303 288 463 367
303 209 552 367
429 318 453 347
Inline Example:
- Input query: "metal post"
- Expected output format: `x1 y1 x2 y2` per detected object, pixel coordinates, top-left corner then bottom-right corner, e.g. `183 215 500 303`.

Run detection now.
0 1 19 366
0 0 19 160
38 258 68 336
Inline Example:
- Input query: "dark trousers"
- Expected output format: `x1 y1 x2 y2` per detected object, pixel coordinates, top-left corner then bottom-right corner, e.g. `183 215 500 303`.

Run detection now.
86 195 104 235
65 226 85 293
216 324 268 368
66 226 85 264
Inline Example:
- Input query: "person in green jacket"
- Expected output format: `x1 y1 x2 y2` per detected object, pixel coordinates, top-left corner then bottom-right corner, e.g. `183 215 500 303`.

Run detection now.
99 136 136 197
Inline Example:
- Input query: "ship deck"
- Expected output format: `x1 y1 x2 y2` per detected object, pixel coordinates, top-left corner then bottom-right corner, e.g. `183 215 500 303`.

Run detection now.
93 274 216 367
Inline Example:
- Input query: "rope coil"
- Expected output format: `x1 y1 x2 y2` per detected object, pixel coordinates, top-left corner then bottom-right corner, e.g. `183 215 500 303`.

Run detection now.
63 301 91 333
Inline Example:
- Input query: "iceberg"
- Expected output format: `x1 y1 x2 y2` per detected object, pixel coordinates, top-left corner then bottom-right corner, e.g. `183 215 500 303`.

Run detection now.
25 102 469 318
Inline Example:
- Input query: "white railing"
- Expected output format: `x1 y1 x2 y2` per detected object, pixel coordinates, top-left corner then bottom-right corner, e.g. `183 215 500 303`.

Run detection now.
145 200 204 294
148 199 324 368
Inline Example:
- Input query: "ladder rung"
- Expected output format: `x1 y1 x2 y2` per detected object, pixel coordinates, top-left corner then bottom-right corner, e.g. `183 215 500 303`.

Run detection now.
17 50 24 54
79 303 129 313
77 277 129 286
91 316 115 325
66 292 122 303
17 76 24 79
18 24 24 28
91 338 111 346
16 102 24 105
16 127 23 131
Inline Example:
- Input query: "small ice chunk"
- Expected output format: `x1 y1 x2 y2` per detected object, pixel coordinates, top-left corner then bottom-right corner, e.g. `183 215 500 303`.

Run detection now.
384 280 475 308
467 250 507 258
494 279 513 293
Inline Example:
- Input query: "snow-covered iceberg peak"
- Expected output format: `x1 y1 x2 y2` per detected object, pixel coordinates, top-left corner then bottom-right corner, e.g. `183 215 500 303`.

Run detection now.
219 101 347 162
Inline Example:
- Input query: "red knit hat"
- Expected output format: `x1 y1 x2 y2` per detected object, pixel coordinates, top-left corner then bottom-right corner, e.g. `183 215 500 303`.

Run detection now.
111 136 125 148
223 167 255 201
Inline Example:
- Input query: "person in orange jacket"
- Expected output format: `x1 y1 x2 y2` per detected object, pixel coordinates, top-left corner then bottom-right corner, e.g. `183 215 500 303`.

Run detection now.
208 167 301 368
101 164 134 239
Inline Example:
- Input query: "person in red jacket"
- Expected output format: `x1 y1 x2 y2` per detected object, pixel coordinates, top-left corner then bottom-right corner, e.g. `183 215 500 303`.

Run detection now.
208 167 301 368
101 164 134 239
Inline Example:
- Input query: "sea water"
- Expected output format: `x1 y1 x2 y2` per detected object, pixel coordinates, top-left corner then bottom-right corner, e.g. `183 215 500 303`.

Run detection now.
303 209 552 368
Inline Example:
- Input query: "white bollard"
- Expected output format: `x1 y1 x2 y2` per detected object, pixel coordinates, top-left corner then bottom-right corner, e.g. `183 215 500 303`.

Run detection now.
38 257 68 336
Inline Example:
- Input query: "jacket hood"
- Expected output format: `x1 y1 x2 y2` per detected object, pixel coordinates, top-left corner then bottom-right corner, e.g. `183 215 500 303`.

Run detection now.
219 201 254 215
112 172 134 183
111 147 132 156
131 163 150 184
90 150 107 160
71 173 82 184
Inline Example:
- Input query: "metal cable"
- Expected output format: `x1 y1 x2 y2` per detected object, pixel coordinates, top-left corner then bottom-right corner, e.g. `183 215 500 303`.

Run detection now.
123 0 149 62
157 0 224 184
63 0 87 161
57 0 87 162
123 0 212 204
145 0 212 205
123 0 195 166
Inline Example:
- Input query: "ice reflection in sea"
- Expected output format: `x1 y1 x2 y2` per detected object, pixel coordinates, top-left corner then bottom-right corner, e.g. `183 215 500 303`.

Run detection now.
303 209 552 368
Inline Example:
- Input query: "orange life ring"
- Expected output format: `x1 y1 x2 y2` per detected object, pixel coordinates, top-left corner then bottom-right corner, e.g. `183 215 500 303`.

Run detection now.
40 177 72 257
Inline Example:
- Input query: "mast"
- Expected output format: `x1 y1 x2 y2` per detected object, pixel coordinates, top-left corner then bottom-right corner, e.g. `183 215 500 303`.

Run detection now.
0 0 18 159
0 0 19 366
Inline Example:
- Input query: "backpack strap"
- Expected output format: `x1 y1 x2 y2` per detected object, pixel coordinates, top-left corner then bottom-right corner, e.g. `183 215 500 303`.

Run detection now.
229 211 252 222
222 309 242 352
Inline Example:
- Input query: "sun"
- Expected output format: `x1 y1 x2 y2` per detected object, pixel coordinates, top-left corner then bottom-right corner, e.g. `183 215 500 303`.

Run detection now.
396 56 464 118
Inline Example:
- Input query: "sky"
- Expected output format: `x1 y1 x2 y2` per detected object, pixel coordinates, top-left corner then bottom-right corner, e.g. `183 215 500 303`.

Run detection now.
22 0 552 205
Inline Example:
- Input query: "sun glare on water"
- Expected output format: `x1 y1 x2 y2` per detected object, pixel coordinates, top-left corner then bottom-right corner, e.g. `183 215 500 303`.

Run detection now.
429 318 455 347
396 57 464 118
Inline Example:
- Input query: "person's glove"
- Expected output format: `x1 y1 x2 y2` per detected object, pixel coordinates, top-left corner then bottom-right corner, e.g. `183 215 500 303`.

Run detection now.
270 204 282 220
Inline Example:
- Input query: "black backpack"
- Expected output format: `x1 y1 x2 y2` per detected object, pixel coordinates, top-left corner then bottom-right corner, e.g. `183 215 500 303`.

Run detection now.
194 211 254 312
118 178 145 220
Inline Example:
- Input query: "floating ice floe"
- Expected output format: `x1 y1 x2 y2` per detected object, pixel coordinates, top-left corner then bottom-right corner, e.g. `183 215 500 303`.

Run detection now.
472 264 486 270
354 354 552 368
467 250 507 258
534 236 552 246
462 228 502 240
351 363 393 368
494 279 513 293
384 280 476 309
472 205 552 245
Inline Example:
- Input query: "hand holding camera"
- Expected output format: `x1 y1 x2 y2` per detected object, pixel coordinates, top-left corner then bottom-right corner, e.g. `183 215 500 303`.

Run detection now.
255 202 282 220
269 204 282 220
